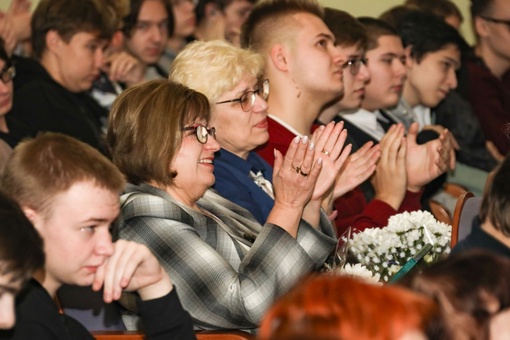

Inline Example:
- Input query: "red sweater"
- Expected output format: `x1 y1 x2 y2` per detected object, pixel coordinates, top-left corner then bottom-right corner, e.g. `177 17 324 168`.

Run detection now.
256 117 422 236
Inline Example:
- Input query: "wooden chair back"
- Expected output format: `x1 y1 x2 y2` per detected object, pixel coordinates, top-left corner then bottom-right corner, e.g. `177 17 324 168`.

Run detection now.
451 192 479 247
92 330 255 340
429 200 452 225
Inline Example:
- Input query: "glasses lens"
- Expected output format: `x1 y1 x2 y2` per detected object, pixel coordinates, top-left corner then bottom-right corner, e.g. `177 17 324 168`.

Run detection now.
1 67 13 83
349 59 361 76
196 125 208 144
239 92 255 112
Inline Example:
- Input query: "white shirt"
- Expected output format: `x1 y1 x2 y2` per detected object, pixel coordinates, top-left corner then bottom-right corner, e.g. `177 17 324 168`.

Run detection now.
340 108 387 141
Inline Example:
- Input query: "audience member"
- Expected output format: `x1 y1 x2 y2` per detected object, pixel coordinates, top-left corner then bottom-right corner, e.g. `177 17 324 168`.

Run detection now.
320 16 452 233
108 79 339 329
0 39 15 172
0 133 195 339
120 0 173 79
0 192 44 330
259 274 441 340
158 0 196 72
402 250 510 340
452 153 510 257
194 0 256 46
465 0 510 156
5 0 115 152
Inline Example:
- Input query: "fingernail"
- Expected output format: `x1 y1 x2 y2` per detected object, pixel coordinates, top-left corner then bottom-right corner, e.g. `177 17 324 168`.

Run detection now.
294 136 300 143
309 142 315 151
318 157 323 165
273 148 277 157
302 136 308 144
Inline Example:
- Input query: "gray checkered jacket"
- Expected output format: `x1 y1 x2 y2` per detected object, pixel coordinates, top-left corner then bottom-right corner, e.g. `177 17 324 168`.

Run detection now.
114 183 336 330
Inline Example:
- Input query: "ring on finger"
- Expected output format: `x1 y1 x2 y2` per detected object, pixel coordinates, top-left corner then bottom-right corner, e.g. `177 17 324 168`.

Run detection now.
322 149 331 156
292 165 301 174
299 169 309 177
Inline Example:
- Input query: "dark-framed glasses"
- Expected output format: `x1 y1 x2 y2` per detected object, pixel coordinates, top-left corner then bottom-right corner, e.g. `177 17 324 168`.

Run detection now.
0 66 15 84
183 124 216 144
342 57 367 76
480 16 510 30
216 79 270 112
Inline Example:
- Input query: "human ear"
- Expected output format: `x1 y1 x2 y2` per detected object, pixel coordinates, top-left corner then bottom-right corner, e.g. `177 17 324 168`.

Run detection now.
21 207 44 233
45 30 63 54
270 44 288 71
474 16 489 38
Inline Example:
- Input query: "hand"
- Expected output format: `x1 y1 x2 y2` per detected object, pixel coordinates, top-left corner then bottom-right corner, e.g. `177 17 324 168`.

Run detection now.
7 0 31 16
92 240 173 303
310 122 351 201
201 11 227 42
371 124 407 210
272 135 322 209
0 14 16 56
104 52 145 87
423 124 460 150
333 141 380 199
406 122 452 191
486 140 505 162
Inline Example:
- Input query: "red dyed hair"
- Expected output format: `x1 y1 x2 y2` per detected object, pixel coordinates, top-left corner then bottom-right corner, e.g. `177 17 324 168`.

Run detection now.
259 274 438 340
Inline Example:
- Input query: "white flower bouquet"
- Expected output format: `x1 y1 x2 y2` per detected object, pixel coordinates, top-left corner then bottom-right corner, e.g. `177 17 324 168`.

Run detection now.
336 263 382 285
347 210 451 282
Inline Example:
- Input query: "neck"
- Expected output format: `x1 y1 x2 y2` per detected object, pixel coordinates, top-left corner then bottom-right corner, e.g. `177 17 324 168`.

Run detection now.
402 83 419 108
0 117 7 133
33 268 60 298
481 220 510 248
166 37 186 55
150 180 202 211
476 43 510 79
267 81 323 136
318 101 343 124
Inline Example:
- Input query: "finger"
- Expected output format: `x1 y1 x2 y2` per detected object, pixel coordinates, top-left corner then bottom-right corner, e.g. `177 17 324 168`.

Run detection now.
314 122 335 156
335 142 352 171
322 122 345 160
298 137 315 176
291 135 309 171
283 135 300 167
310 125 325 145
272 148 283 178
92 259 107 292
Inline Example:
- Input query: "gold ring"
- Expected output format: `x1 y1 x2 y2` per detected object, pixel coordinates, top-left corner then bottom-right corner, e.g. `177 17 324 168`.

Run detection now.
293 165 301 174
322 149 331 156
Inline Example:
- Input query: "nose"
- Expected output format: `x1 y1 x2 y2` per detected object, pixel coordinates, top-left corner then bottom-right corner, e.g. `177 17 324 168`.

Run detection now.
0 80 9 94
0 295 15 329
253 94 269 113
394 59 407 80
94 229 114 257
447 68 458 89
206 132 221 152
358 62 370 82
95 48 105 70
150 25 164 43
331 47 346 67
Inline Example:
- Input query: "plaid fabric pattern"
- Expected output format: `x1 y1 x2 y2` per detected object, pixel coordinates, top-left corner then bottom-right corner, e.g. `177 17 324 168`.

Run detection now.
114 183 336 330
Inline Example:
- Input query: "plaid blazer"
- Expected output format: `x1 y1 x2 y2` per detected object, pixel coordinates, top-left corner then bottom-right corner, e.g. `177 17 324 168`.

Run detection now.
114 183 336 330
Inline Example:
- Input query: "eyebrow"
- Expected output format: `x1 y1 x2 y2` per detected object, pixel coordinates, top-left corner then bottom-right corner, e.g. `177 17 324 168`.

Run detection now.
316 33 336 42
444 56 461 68
81 217 114 224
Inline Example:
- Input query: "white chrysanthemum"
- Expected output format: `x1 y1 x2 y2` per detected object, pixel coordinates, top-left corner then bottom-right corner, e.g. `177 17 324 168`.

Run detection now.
337 263 381 285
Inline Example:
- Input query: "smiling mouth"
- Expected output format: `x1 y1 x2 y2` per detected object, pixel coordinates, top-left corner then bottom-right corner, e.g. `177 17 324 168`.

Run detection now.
198 159 213 164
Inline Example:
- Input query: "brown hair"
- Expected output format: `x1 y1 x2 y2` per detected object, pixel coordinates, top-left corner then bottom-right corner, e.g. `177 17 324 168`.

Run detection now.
400 250 510 340
1 133 125 218
358 17 401 52
480 153 510 235
241 0 323 53
107 79 210 187
323 8 367 50
259 274 438 340
31 0 116 60
0 192 44 282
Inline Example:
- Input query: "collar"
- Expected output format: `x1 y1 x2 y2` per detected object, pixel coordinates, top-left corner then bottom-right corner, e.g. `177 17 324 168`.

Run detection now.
340 108 386 141
216 148 270 175
268 114 304 137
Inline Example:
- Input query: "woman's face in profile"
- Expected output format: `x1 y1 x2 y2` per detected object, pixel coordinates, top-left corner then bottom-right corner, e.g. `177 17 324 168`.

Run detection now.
0 270 23 330
211 77 269 159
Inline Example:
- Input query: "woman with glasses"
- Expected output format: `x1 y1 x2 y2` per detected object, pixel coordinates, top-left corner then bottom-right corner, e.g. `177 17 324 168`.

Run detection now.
0 38 15 172
107 75 344 330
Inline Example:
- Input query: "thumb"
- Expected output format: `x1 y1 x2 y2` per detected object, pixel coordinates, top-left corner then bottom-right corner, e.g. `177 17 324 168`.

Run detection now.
272 148 283 176
407 122 419 145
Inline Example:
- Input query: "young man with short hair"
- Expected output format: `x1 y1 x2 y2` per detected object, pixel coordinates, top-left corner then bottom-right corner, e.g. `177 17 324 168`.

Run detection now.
0 133 194 339
6 0 115 152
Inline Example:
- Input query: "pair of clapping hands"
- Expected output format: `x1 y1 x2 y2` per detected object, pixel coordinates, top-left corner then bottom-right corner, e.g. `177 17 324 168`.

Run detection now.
270 121 455 220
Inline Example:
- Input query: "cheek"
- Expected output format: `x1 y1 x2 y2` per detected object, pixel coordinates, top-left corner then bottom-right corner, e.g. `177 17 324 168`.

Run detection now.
0 294 15 329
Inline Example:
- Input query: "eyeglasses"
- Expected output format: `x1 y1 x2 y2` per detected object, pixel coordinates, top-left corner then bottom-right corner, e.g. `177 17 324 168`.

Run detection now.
480 16 510 30
216 79 270 112
183 124 216 144
342 57 367 76
0 66 15 84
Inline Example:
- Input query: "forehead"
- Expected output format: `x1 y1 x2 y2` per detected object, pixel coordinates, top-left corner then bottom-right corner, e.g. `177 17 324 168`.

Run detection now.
367 35 404 56
422 44 461 62
67 31 103 44
293 12 335 42
488 0 510 16
138 0 169 20
339 44 363 57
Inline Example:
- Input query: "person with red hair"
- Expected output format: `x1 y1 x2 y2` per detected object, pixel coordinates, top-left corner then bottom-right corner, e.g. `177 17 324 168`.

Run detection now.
259 274 440 340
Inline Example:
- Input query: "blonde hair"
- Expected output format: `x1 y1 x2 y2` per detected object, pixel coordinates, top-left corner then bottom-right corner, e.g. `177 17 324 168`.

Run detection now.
171 40 265 104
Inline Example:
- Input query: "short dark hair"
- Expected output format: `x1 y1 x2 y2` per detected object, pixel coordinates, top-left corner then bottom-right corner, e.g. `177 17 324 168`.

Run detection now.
406 0 463 23
31 0 116 60
480 153 510 235
397 11 469 63
0 38 12 69
0 192 44 282
471 0 494 18
122 0 174 38
241 0 323 52
379 5 417 30
323 7 367 50
357 17 400 52
195 0 257 24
